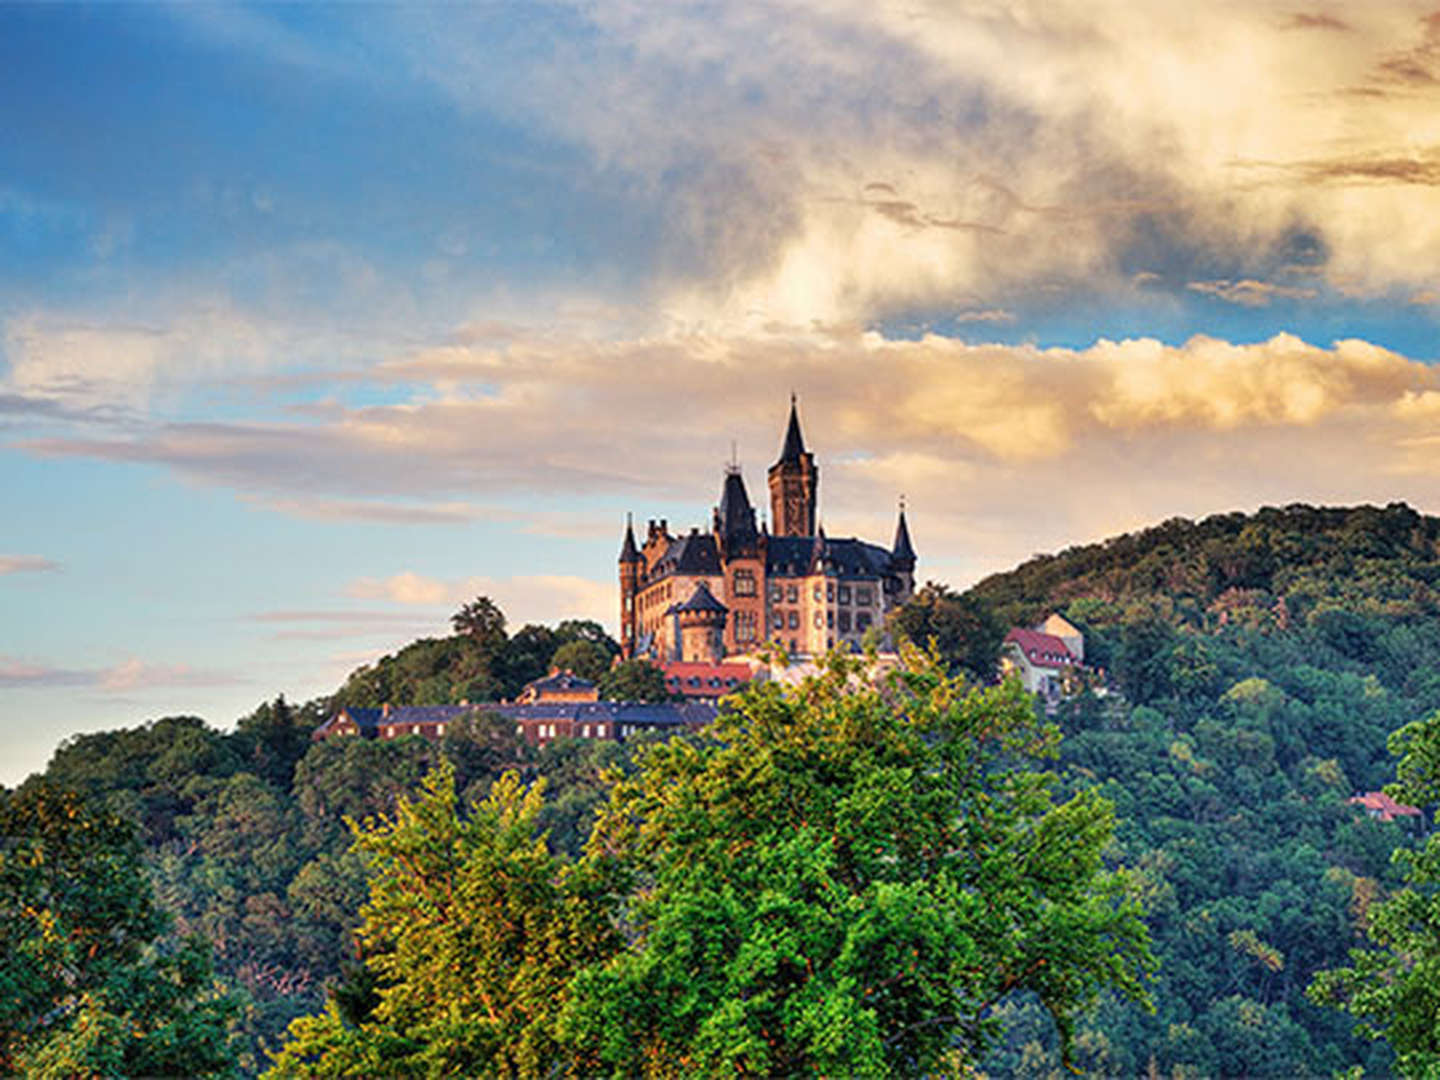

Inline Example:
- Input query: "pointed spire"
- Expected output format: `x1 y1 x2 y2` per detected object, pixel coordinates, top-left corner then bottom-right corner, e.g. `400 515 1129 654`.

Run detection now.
891 497 916 570
779 392 807 464
619 513 641 563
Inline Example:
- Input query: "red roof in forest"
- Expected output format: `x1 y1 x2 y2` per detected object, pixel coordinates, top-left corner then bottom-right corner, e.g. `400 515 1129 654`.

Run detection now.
660 661 754 698
1348 791 1421 821
1003 628 1078 669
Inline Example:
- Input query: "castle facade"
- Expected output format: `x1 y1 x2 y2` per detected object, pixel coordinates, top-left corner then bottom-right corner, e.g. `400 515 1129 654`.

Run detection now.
619 398 916 662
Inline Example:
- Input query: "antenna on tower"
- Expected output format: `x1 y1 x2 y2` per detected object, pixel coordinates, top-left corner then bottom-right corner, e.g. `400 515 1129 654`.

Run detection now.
731 440 738 467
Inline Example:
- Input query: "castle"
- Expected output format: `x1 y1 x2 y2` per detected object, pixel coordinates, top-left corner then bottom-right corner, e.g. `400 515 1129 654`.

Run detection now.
619 398 917 663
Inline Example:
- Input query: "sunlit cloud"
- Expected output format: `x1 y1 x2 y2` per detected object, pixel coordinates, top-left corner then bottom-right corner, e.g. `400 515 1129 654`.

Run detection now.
345 571 616 628
0 555 60 575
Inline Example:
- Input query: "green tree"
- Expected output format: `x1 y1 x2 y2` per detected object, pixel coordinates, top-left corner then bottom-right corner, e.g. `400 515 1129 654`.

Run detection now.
888 582 1005 682
549 639 611 682
564 651 1153 1074
266 764 619 1078
0 783 235 1075
596 658 672 703
450 596 508 657
1311 710 1440 1076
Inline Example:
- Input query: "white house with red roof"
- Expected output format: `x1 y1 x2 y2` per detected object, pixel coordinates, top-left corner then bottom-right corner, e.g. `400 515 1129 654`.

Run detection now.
1000 617 1084 704
1347 791 1422 823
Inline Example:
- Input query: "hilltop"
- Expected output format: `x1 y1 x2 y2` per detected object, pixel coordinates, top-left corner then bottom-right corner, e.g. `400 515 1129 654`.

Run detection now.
971 501 1440 633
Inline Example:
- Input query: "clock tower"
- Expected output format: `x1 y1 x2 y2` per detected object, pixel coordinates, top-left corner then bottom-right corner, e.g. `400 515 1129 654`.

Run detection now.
768 395 818 538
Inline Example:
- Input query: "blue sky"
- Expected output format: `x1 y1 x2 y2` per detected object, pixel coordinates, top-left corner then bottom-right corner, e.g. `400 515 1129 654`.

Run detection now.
7 1 1440 785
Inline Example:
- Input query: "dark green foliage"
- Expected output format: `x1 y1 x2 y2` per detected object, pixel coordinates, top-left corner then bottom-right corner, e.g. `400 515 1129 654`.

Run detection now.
0 784 236 1076
331 603 622 707
596 657 672 702
1311 711 1440 1077
887 580 1005 681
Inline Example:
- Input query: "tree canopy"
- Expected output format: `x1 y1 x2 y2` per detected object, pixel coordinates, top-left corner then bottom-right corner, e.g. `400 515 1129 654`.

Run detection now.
268 651 1153 1076
1311 711 1440 1077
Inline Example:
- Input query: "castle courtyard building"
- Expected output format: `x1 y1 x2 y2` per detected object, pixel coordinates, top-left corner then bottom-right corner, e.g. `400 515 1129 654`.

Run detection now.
619 398 916 662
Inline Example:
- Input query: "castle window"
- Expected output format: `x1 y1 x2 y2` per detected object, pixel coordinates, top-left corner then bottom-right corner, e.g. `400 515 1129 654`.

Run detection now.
826 611 834 628
813 611 823 628
813 584 822 602
734 569 756 596
770 583 783 602
857 612 872 631
787 585 798 603
838 611 851 633
826 583 834 602
837 585 851 604
788 611 799 630
856 587 873 606
772 612 784 630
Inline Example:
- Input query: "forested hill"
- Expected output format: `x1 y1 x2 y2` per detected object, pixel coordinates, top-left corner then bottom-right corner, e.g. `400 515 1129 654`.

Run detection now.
970 501 1440 634
10 503 1440 1075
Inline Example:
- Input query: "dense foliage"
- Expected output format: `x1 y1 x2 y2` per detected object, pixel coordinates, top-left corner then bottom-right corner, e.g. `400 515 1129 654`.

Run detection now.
1311 711 1440 1077
333 607 619 708
14 505 1440 1075
967 502 1440 1076
270 653 1151 1077
0 783 236 1076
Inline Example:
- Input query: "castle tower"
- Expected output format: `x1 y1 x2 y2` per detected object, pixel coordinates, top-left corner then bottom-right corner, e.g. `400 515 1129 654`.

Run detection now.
674 581 728 663
768 395 818 537
618 515 642 658
890 500 916 600
713 465 765 652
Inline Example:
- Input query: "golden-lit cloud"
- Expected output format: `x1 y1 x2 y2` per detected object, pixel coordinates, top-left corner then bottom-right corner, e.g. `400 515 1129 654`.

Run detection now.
24 320 1440 585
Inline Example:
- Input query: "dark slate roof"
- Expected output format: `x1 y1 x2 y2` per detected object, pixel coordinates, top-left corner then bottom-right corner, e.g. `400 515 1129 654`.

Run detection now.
654 531 722 575
522 670 597 694
619 516 641 563
323 701 716 738
892 508 916 567
778 395 807 464
671 580 728 615
764 535 895 579
766 535 817 576
717 468 758 545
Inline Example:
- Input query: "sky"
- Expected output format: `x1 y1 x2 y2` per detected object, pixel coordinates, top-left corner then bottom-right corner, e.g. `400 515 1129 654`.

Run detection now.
6 1 1440 785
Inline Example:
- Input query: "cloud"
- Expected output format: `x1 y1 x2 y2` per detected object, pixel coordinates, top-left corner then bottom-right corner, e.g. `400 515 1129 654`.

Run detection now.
0 656 245 692
24 314 1440 585
1185 279 1319 307
0 555 60 575
345 571 616 628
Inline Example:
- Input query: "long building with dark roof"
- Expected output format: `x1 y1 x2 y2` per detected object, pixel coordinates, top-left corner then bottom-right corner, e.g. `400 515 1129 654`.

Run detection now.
619 397 916 660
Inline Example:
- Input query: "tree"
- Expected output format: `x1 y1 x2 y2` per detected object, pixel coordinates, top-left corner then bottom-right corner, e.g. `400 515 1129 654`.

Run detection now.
450 596 508 657
265 764 619 1078
888 582 1005 682
563 650 1153 1074
549 639 611 683
1310 709 1440 1076
0 783 236 1075
596 658 672 703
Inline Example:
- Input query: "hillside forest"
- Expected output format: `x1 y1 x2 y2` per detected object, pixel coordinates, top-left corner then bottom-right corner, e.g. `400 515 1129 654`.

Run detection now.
6 501 1440 1075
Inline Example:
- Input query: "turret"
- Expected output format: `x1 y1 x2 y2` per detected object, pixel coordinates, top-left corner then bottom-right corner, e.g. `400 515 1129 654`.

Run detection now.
768 395 818 537
715 465 760 558
891 500 916 599
673 581 728 664
618 514 642 658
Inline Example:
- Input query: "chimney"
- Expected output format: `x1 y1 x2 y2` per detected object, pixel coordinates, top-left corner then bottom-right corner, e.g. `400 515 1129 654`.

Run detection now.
382 703 391 718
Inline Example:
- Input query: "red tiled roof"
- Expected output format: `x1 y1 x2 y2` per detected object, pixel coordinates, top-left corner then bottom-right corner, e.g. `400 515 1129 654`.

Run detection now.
660 661 754 697
1004 628 1077 669
1347 791 1421 821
